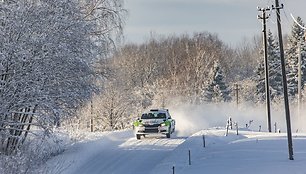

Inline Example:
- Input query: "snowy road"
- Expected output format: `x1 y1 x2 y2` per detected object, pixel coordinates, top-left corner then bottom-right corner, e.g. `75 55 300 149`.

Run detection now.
55 131 186 174
44 128 306 174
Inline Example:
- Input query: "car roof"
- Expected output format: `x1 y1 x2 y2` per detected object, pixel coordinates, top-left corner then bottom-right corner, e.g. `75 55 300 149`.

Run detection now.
145 109 169 113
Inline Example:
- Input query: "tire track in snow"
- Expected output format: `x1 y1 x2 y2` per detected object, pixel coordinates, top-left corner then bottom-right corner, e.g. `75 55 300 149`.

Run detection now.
62 131 186 174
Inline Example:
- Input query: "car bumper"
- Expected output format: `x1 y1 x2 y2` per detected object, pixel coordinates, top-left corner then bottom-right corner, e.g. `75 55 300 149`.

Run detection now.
135 125 169 134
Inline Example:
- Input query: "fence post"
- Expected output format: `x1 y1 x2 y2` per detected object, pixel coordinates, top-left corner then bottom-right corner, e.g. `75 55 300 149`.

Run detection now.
274 122 277 133
172 166 175 174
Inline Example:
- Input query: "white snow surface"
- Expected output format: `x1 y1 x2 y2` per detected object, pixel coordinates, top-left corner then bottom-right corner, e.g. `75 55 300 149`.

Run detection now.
43 128 306 174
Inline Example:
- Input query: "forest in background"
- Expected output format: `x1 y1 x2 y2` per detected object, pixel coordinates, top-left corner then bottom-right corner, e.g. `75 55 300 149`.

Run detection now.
84 17 305 132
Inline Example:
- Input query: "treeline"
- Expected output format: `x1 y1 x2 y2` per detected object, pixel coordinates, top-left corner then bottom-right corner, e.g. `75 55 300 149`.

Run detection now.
81 32 260 132
113 32 251 104
87 17 306 132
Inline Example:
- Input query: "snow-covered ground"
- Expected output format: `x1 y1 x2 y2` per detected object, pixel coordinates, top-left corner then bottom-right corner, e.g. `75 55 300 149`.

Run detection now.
153 129 306 174
42 131 186 174
43 128 306 174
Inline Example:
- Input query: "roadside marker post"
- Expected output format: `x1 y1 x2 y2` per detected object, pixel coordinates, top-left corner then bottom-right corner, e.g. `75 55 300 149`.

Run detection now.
235 122 239 135
188 150 191 165
203 135 206 148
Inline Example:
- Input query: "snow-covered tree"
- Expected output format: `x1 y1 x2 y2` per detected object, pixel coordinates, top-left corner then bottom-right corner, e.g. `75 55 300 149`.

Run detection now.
255 58 265 101
202 60 231 103
114 33 230 105
267 31 283 100
95 82 132 131
255 31 283 102
0 0 125 154
286 16 306 97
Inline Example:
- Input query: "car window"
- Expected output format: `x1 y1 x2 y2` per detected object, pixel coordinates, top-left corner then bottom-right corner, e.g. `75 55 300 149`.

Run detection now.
141 112 166 119
157 113 166 119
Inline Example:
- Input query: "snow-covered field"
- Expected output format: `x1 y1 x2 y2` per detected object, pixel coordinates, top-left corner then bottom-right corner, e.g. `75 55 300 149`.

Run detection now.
42 128 306 174
153 129 306 174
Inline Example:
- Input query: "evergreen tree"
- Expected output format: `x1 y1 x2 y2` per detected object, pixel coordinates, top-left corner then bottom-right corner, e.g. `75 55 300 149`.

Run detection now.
255 31 283 102
202 60 231 103
267 31 283 100
255 57 265 101
286 16 306 97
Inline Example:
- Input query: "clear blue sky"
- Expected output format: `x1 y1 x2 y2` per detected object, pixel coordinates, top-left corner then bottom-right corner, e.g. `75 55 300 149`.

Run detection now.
123 0 306 46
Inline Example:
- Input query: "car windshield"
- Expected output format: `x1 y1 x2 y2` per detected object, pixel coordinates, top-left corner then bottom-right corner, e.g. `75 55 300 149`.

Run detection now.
141 112 166 119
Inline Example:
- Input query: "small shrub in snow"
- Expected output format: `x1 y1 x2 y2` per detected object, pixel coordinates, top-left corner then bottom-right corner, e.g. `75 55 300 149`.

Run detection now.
0 130 71 174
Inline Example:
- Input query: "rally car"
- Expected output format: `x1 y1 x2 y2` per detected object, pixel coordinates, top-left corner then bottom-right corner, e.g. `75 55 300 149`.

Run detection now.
133 109 175 139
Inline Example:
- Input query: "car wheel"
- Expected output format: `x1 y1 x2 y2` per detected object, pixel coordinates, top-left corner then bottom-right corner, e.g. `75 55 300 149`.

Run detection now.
166 133 171 138
136 134 141 140
166 127 171 138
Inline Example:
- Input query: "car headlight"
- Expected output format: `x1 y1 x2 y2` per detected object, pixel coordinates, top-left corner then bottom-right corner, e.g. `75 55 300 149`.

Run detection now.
160 123 166 126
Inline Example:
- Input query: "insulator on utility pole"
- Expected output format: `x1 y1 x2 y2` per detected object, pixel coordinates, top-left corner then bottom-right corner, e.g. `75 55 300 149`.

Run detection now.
272 0 294 160
258 7 272 133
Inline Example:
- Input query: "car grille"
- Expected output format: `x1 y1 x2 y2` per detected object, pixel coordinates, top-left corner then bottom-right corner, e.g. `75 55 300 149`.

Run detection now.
144 127 159 133
143 124 160 127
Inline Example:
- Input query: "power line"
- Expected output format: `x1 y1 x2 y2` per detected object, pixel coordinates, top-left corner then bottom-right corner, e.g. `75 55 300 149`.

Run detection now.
290 13 306 30
283 7 294 27
279 0 303 31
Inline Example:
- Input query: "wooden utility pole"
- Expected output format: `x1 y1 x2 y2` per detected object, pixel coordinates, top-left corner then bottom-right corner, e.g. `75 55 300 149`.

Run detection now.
258 7 272 132
273 0 294 160
233 83 240 108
